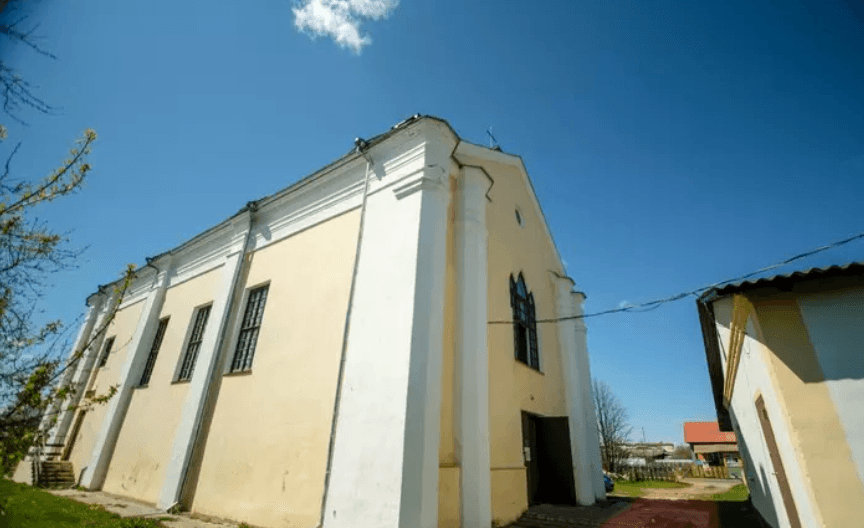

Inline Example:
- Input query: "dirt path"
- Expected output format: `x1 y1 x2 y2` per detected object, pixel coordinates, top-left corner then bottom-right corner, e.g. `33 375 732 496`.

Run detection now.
638 478 742 500
49 489 235 528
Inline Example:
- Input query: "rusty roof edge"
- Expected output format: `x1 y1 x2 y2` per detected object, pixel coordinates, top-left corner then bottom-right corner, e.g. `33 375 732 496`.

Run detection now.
696 297 734 431
701 260 864 301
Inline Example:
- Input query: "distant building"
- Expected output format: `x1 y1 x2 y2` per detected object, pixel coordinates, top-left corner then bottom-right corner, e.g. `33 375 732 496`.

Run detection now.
14 115 606 528
697 262 864 528
618 442 675 461
683 421 739 467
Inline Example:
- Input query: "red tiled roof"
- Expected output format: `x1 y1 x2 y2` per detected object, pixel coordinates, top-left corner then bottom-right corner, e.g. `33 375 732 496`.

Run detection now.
684 422 737 444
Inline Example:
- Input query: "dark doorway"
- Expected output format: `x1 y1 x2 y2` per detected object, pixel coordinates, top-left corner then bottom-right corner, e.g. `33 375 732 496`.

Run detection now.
62 410 87 461
522 411 577 506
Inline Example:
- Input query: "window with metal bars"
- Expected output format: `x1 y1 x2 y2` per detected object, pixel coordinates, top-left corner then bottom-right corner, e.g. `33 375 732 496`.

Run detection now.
177 305 211 382
97 336 115 368
510 273 539 369
139 318 169 386
229 285 269 373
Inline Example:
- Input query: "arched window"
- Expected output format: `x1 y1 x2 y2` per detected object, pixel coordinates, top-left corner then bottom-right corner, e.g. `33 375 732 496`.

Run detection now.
510 273 539 369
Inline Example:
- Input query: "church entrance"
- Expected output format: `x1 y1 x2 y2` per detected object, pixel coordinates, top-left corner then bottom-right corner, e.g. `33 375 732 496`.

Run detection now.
522 411 577 506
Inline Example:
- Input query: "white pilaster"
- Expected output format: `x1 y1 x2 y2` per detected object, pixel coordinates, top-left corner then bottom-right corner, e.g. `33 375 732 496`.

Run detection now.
323 153 450 528
81 257 173 490
554 277 595 506
456 166 492 527
571 291 606 501
50 290 117 449
42 296 103 448
158 215 251 510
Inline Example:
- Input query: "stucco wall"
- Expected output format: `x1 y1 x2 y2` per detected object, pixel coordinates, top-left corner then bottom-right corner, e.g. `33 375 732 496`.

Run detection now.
68 298 146 479
187 209 360 528
100 267 220 503
716 284 864 528
485 161 568 526
434 158 569 527
438 175 460 528
753 287 864 528
713 296 816 528
797 284 864 488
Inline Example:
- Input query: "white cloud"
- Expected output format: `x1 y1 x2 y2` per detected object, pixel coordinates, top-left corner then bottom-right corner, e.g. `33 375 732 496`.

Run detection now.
293 0 399 54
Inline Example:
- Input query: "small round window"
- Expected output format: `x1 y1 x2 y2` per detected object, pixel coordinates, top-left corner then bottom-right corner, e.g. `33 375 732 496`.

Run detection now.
515 207 524 227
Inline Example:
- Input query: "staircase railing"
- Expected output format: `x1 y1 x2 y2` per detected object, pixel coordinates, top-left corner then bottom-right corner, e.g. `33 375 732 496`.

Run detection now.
31 443 42 486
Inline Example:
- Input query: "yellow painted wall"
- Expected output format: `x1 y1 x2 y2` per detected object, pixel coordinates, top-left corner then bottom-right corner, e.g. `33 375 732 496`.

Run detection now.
188 209 360 528
485 162 568 526
438 466 460 528
68 298 146 477
752 293 864 528
101 267 221 503
436 164 568 527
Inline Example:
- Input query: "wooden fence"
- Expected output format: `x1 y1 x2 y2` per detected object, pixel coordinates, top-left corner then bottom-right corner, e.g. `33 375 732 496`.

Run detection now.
683 464 730 479
621 464 679 482
620 462 731 481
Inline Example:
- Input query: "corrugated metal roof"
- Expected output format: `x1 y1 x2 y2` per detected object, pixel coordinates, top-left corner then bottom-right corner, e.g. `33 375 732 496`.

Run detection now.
704 261 864 299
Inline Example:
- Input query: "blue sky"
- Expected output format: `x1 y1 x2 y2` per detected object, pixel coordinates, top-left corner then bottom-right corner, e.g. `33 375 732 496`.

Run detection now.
2 0 863 444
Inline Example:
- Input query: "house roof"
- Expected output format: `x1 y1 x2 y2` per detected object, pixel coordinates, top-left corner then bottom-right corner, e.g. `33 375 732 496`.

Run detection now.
697 260 864 432
683 422 736 444
701 261 864 301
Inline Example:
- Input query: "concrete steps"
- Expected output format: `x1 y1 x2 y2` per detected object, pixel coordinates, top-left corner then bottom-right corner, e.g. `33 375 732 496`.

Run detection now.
36 460 76 488
509 510 599 528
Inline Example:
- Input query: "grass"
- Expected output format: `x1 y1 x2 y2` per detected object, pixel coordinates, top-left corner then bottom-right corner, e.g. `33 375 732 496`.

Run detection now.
0 479 165 528
610 479 691 497
709 483 750 502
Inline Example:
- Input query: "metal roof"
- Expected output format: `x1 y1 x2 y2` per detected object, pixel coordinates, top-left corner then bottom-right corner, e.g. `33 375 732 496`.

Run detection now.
704 261 864 299
697 260 864 431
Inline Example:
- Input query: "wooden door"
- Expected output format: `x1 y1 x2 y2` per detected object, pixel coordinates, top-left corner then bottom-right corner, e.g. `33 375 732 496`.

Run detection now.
755 395 801 528
522 412 541 505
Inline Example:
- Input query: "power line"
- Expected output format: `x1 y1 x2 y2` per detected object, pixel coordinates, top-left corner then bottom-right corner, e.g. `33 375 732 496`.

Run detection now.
489 229 864 324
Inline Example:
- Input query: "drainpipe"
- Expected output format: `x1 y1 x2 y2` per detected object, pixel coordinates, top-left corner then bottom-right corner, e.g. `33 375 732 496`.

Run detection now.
318 131 473 527
171 201 258 511
318 139 374 527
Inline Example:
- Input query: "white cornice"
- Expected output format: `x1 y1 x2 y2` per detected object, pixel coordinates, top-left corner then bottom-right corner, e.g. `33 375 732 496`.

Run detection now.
86 117 555 300
95 119 438 297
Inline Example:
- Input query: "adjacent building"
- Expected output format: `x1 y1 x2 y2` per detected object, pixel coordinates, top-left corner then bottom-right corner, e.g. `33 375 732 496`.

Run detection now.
15 115 605 528
697 262 864 528
683 421 739 467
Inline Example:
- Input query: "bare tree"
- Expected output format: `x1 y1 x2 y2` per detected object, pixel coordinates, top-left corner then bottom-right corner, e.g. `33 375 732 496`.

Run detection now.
0 0 133 481
1 0 55 124
593 378 632 473
673 444 693 460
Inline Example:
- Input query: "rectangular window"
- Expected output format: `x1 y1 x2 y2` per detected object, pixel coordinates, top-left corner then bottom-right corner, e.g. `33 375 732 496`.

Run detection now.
177 305 211 381
139 318 169 386
97 336 115 368
230 285 269 373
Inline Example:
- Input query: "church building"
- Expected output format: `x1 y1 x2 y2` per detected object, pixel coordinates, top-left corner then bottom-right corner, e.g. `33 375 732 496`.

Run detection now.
17 115 605 528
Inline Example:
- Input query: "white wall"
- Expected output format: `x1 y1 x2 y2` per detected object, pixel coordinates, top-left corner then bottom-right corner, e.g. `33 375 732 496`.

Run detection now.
797 287 864 487
712 297 819 528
